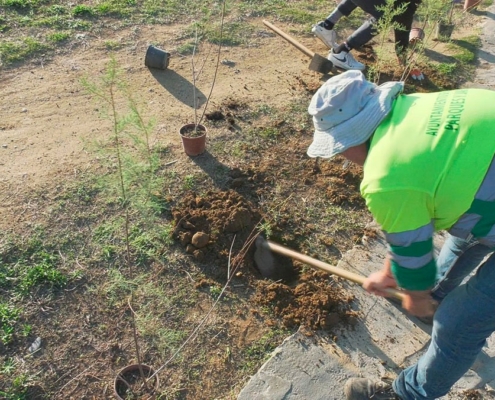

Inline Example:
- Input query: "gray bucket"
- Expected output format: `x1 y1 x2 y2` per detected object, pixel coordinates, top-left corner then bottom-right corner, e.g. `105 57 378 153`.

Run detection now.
145 45 170 69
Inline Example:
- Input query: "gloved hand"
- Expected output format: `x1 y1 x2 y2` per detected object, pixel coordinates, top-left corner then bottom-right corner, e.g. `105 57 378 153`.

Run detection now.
410 68 424 81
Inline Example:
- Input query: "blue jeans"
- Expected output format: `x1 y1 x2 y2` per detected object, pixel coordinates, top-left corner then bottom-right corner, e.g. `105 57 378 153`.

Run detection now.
432 234 492 302
393 235 495 399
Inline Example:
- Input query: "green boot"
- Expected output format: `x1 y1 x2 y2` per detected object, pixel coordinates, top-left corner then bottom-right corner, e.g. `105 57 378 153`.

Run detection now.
344 378 399 400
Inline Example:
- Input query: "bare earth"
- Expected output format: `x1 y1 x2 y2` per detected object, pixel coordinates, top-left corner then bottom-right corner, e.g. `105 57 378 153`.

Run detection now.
0 12 486 399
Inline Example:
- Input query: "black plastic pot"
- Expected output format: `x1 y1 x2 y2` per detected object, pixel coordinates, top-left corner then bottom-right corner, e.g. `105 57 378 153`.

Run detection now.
144 45 170 70
436 23 455 41
114 364 159 400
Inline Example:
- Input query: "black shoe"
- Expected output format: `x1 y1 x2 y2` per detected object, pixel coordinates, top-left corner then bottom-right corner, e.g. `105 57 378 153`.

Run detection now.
344 378 399 399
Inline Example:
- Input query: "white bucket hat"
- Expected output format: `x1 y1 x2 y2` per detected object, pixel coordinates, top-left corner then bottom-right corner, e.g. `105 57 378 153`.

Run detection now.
307 70 403 159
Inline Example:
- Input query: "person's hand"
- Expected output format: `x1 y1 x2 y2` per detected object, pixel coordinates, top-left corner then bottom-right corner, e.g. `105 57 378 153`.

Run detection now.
402 291 438 317
363 258 398 297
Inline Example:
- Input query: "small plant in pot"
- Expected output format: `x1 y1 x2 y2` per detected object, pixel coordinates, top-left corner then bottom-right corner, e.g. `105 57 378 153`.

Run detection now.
113 296 160 400
179 3 226 157
436 0 456 41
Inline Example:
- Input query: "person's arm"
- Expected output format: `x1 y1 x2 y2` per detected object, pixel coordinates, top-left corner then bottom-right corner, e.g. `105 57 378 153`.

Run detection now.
363 257 437 317
393 0 422 55
363 190 438 316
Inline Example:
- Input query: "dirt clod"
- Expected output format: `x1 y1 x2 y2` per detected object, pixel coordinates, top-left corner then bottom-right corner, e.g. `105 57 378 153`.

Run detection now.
252 269 355 330
191 231 210 248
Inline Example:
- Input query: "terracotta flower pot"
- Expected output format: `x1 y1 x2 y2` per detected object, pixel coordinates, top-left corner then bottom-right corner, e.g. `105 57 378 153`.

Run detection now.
114 364 159 400
179 123 207 156
409 27 425 44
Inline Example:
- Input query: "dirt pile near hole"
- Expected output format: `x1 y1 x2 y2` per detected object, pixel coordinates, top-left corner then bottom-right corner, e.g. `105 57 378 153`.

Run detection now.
252 268 356 331
172 189 356 332
171 189 263 279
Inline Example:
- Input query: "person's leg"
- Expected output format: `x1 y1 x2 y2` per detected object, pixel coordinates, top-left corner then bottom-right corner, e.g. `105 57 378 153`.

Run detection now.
393 0 421 56
327 0 385 70
433 234 493 302
312 0 357 49
341 0 385 49
393 252 495 400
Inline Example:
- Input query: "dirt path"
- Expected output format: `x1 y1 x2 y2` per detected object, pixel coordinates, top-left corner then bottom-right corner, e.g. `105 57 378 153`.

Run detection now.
0 22 320 189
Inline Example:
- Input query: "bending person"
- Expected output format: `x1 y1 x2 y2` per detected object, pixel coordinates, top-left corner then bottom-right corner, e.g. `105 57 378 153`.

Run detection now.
306 70 495 399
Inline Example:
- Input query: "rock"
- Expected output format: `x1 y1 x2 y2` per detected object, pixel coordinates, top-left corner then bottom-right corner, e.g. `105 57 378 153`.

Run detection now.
224 208 252 232
179 231 193 246
181 220 195 230
192 232 209 248
28 337 42 354
193 249 205 260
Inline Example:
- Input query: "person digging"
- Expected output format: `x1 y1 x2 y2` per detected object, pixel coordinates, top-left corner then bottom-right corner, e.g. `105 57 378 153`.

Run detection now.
306 70 495 399
312 0 422 71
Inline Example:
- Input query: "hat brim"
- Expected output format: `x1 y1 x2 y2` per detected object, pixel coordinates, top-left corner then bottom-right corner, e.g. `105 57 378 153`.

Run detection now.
307 83 401 159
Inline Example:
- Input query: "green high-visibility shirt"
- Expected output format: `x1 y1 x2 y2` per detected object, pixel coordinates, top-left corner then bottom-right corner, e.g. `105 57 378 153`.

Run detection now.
361 89 495 290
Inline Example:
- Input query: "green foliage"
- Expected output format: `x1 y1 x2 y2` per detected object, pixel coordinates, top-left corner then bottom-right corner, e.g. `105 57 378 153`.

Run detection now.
450 36 480 64
416 0 454 24
18 252 67 294
81 58 174 267
72 4 94 17
435 62 458 75
0 303 21 344
183 175 196 190
241 328 288 371
2 0 32 9
0 37 51 64
104 40 121 50
255 126 280 139
44 4 68 15
0 366 30 399
46 31 70 42
176 42 196 55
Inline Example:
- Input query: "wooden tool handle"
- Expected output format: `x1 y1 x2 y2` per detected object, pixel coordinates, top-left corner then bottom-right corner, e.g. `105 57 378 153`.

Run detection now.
263 20 315 58
264 240 406 301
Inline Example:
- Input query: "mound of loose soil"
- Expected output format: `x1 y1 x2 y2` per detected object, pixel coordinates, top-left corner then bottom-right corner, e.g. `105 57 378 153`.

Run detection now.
172 189 356 332
252 268 356 330
171 189 263 278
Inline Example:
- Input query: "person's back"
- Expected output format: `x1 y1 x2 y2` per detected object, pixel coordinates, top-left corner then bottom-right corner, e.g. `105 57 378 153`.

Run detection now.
363 89 495 233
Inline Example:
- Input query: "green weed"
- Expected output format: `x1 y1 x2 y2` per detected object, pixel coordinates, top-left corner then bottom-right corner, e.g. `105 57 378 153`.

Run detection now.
241 328 288 372
176 42 197 55
256 126 280 139
0 37 51 64
44 4 68 15
0 302 21 344
46 32 70 42
449 35 480 64
18 256 67 294
104 40 121 50
72 5 94 17
435 62 458 75
183 175 196 190
2 0 32 9
1 358 16 375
